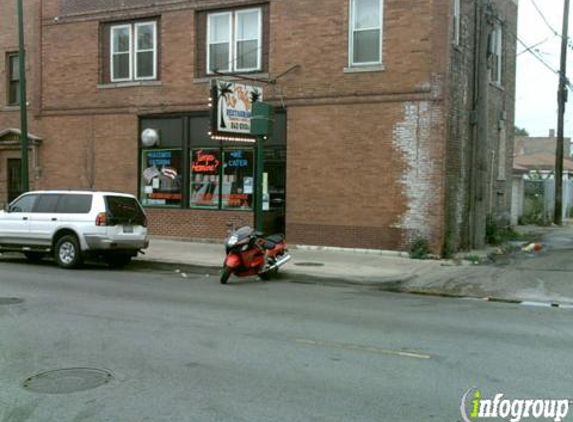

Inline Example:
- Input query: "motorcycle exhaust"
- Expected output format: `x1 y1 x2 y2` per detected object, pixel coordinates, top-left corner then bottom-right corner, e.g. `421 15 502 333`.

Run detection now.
264 254 292 273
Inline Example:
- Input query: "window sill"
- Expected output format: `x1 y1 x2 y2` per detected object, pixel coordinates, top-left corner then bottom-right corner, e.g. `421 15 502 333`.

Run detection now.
2 105 20 111
193 73 270 84
344 64 385 74
98 81 162 89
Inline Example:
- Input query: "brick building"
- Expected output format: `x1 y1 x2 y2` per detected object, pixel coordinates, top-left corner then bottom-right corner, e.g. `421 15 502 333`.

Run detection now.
0 0 518 253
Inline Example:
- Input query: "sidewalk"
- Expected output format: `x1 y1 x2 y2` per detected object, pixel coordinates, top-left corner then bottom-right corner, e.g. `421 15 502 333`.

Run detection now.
135 237 442 285
135 224 573 306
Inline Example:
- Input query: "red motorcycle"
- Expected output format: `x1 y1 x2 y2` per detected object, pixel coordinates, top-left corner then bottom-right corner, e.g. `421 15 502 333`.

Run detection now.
220 226 291 284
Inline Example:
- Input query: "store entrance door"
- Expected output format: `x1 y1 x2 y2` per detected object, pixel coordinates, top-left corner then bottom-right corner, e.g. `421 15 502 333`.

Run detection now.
263 147 286 235
7 158 23 203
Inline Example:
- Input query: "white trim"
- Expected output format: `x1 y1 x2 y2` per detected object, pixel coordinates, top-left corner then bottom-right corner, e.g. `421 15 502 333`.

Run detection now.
110 24 132 82
234 8 262 73
453 0 460 45
134 21 157 80
490 25 503 84
349 0 383 67
207 11 232 74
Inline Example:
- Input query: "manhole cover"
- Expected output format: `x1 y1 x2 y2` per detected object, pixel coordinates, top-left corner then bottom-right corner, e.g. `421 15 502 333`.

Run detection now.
0 298 24 305
294 262 325 267
23 368 113 394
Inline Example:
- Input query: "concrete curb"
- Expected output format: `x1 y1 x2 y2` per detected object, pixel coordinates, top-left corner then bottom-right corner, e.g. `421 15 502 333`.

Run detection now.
380 285 573 309
133 257 418 286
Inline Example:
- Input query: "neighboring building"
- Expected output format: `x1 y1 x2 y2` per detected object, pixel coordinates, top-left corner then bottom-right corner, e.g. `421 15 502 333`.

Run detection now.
512 133 573 224
0 0 518 253
515 131 572 158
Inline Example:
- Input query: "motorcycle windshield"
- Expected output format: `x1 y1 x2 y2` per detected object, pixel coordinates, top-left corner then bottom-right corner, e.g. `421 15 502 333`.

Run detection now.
233 226 255 242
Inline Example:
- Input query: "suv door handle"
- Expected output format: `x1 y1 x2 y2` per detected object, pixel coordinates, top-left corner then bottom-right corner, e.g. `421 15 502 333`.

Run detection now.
22 217 28 220
51 218 57 221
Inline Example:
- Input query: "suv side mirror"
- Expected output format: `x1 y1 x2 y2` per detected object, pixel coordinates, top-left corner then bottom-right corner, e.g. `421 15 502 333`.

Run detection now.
3 204 10 212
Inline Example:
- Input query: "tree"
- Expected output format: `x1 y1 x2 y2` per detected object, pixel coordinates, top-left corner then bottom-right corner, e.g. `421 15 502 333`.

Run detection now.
514 126 529 136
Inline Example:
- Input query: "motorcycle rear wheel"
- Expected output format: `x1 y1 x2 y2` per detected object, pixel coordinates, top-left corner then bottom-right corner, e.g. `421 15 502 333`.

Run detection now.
220 267 232 284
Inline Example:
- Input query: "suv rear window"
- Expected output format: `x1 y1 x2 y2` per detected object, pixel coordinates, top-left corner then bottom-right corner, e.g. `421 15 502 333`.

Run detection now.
56 194 93 213
105 196 146 226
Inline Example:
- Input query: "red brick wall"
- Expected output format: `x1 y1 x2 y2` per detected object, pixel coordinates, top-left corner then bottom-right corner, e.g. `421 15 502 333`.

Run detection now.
1 0 515 252
147 208 253 239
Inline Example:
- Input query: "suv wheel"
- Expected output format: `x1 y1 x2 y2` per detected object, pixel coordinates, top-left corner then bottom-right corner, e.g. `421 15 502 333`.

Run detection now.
54 235 83 269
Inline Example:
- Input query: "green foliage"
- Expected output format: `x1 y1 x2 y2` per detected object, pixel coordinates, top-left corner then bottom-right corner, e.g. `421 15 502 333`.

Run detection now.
486 215 520 245
514 126 529 136
442 234 455 259
409 236 431 260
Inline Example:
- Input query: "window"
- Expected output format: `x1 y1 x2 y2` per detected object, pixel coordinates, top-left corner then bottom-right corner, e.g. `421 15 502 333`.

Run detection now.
453 0 460 46
189 148 254 210
110 21 157 82
33 194 61 213
349 0 383 66
190 149 221 209
105 196 146 225
490 25 503 84
140 149 183 207
57 195 93 213
9 194 37 213
7 53 20 105
222 149 254 209
207 8 262 73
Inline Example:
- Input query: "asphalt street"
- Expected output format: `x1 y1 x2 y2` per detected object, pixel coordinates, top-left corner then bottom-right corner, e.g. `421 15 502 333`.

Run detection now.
1 257 572 422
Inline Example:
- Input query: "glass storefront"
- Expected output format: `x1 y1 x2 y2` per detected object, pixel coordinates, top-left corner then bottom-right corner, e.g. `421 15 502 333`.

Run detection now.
140 149 183 206
138 112 285 230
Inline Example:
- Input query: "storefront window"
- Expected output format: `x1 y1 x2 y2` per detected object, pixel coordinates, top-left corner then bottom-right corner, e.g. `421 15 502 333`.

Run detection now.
140 149 183 206
190 149 221 208
222 149 254 210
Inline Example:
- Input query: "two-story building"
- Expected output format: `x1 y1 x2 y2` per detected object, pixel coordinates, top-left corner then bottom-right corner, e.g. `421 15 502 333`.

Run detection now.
0 0 518 253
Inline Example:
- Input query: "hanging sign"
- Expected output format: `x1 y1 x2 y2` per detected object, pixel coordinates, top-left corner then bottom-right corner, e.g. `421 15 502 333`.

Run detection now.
210 80 263 141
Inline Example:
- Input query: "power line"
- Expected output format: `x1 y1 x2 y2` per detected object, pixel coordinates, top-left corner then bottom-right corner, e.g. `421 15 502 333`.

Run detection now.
498 13 560 75
529 0 561 38
517 35 556 56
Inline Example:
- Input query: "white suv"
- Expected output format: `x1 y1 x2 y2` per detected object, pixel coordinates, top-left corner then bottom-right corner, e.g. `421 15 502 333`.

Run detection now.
0 190 149 269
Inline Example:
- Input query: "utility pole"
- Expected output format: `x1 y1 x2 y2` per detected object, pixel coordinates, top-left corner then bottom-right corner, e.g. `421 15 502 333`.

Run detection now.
17 0 29 192
472 0 491 249
555 0 570 225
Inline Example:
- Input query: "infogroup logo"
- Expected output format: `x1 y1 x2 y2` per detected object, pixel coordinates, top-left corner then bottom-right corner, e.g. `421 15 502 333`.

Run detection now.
460 388 570 422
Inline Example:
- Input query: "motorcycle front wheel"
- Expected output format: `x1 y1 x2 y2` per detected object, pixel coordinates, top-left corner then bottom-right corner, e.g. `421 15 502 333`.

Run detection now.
220 267 232 284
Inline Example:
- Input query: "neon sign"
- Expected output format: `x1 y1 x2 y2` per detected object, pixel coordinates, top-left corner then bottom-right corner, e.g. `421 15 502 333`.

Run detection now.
192 151 220 173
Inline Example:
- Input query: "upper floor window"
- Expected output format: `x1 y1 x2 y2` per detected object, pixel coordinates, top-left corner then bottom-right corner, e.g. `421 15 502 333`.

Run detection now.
489 25 503 84
349 0 383 66
207 8 262 74
7 53 20 105
453 0 460 46
110 21 157 82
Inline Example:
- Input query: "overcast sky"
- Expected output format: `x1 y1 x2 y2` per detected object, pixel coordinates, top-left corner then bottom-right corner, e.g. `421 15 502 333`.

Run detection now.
515 0 573 137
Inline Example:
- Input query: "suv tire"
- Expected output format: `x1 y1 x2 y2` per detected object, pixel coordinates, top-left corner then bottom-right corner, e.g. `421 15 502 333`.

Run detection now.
54 235 83 269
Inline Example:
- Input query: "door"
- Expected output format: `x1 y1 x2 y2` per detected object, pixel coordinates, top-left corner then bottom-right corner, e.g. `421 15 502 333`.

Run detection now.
0 193 37 245
28 194 62 246
7 158 22 203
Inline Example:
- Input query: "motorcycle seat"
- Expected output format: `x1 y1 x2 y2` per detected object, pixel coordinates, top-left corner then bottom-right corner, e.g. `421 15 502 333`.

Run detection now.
260 234 284 250
265 234 284 244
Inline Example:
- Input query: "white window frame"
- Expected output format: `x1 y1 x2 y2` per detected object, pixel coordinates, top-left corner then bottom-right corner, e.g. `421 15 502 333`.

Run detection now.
206 8 262 74
349 0 383 67
490 25 503 84
453 0 460 46
134 21 158 80
207 12 233 74
111 24 133 82
234 8 262 73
